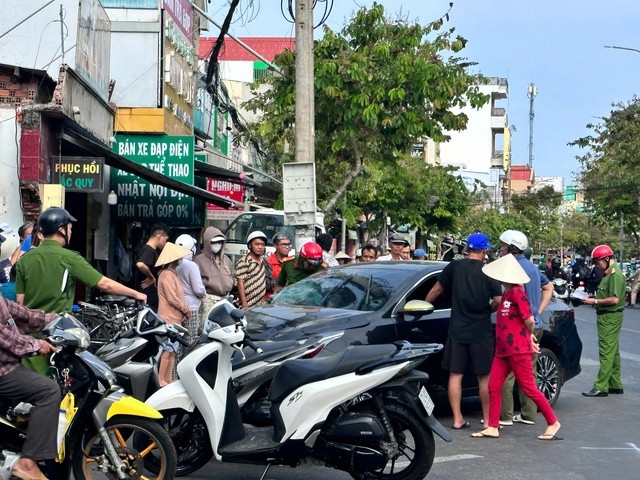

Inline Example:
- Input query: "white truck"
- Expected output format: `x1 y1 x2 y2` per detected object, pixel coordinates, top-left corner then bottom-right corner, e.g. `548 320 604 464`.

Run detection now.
223 209 325 265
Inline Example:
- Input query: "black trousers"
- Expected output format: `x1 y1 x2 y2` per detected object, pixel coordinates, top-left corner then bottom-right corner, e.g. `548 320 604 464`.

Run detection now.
0 365 61 461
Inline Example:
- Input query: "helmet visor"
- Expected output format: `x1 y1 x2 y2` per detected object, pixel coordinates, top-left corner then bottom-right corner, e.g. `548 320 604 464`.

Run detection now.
306 258 322 267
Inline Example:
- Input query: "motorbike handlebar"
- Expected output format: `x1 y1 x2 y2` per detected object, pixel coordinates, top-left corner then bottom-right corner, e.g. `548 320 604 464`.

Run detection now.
166 325 191 346
243 337 264 355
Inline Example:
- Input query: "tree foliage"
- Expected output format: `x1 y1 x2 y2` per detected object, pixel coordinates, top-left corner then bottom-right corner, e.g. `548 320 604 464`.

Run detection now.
349 158 469 242
571 97 640 245
242 3 488 220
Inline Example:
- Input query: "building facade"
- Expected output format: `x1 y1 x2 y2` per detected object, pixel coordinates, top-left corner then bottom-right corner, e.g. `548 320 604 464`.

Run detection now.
426 77 510 205
0 0 241 278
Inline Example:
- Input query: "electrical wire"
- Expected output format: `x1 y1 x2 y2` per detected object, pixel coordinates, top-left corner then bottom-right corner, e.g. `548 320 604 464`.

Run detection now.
281 0 334 28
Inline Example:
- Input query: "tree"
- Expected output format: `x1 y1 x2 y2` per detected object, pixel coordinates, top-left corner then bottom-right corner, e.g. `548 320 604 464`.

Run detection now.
349 158 470 243
242 3 488 217
571 97 640 248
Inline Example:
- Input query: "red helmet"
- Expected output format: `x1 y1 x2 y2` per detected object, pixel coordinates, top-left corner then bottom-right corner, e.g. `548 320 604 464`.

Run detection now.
300 242 323 266
591 245 614 263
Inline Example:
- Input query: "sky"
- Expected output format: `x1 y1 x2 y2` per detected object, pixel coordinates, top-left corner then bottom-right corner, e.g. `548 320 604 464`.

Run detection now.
211 0 640 185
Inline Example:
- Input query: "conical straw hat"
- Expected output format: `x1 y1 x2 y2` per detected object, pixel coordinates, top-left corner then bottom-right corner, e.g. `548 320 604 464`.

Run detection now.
155 242 192 267
482 254 530 285
335 251 351 260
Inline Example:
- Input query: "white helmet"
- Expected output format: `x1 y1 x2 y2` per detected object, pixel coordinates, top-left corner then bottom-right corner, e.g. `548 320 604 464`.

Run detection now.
175 234 197 255
246 230 268 248
499 229 528 252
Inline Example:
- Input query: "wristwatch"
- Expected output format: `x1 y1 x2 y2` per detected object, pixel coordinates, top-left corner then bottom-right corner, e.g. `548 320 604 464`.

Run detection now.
594 299 598 305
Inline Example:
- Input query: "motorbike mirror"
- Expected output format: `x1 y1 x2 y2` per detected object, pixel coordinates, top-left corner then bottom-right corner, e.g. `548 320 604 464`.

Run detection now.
398 300 435 317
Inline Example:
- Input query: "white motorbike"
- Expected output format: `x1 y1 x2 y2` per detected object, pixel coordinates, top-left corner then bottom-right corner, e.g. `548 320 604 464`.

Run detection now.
144 301 451 479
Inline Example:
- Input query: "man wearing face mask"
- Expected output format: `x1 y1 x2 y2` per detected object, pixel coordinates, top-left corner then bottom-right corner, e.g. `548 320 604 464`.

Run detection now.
194 227 235 323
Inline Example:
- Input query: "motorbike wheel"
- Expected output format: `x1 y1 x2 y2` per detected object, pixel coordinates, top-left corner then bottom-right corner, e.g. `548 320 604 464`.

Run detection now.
351 403 435 480
72 415 177 480
143 408 213 477
536 348 563 406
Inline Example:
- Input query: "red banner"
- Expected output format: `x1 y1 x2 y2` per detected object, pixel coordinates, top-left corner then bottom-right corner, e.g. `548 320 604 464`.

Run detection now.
207 178 244 211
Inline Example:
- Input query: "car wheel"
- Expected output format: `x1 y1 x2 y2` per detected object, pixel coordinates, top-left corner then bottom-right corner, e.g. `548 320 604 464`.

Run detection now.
536 348 563 406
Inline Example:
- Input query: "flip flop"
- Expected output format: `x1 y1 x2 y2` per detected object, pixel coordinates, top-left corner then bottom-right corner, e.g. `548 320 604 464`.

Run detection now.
451 421 470 430
538 434 563 441
471 431 499 439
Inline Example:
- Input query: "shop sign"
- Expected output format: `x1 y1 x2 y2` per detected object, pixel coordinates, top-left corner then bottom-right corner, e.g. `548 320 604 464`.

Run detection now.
163 0 193 42
207 178 244 210
111 135 198 225
51 157 104 192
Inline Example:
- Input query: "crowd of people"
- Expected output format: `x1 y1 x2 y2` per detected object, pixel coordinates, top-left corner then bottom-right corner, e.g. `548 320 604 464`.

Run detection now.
0 209 630 476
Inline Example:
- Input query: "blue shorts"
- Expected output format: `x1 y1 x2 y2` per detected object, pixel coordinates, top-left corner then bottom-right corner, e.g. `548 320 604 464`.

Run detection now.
162 339 179 353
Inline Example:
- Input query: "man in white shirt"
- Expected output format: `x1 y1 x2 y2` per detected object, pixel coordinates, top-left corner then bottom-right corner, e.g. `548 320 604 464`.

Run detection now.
377 233 406 261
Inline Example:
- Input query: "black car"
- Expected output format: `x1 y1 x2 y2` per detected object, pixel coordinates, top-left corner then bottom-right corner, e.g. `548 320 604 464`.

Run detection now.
245 261 583 406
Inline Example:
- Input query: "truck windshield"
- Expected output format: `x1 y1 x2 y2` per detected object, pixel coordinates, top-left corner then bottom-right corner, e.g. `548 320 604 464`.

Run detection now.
225 213 295 246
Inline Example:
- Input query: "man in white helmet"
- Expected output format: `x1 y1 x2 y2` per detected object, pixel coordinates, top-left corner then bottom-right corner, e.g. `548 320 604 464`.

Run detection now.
497 229 554 426
235 231 271 309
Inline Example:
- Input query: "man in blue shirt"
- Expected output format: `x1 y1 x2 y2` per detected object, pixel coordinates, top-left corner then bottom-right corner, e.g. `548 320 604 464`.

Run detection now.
498 230 554 426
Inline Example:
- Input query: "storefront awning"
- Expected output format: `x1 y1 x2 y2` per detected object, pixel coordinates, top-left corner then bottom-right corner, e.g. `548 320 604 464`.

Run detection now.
63 128 244 208
194 159 262 187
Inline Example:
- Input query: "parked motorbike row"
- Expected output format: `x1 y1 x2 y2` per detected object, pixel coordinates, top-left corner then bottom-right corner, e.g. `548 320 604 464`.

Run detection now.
0 298 450 480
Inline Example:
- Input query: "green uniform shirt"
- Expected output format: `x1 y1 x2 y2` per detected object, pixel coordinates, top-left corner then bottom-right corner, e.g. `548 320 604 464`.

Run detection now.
15 239 103 313
276 256 326 288
595 262 626 314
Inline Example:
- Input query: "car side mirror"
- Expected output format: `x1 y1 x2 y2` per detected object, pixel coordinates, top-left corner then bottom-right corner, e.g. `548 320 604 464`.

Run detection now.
398 300 435 317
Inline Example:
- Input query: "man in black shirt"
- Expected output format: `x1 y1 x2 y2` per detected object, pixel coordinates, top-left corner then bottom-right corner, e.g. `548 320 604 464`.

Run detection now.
426 233 502 429
134 224 169 312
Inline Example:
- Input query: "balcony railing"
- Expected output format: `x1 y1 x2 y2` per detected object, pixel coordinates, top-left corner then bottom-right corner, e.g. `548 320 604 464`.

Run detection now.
491 107 506 116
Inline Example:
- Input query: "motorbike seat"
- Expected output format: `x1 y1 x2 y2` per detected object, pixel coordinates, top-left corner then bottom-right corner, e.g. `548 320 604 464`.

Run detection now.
268 344 398 403
97 295 132 306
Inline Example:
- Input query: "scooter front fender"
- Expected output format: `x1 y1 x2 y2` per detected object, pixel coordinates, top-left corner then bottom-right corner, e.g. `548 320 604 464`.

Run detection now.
107 395 162 421
92 391 162 426
145 380 195 413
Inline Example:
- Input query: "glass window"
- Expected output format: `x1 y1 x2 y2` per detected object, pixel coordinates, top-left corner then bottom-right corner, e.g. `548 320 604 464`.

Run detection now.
272 269 401 312
225 214 293 246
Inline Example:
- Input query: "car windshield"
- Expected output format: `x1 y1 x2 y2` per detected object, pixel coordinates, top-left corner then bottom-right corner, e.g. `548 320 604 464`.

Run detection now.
272 269 403 311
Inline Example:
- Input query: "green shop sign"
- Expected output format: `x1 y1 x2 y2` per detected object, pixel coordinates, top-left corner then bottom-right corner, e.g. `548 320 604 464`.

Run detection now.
111 135 202 226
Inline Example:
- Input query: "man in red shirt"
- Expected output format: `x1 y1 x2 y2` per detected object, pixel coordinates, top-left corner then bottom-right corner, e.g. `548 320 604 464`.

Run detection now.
267 233 293 280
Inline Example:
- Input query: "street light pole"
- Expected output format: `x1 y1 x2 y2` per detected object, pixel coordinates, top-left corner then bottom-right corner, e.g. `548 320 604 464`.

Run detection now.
527 83 537 169
604 46 637 265
620 213 624 265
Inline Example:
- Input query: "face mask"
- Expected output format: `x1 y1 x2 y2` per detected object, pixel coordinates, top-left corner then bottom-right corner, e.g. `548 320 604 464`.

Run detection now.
211 243 223 254
177 258 184 266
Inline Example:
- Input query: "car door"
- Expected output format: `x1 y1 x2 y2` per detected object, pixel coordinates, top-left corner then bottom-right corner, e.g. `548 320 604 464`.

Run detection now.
392 270 452 392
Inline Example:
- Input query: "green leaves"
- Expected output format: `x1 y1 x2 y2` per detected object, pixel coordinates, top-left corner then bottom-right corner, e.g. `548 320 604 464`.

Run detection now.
239 2 487 224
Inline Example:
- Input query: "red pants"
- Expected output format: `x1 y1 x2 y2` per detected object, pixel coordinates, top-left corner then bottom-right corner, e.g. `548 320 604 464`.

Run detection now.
488 354 557 428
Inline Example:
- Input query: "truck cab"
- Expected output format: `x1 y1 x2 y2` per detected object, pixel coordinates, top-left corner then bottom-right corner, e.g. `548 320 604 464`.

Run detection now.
223 209 325 265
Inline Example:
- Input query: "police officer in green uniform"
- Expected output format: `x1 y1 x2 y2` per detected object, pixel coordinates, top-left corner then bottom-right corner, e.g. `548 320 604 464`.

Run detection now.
582 244 626 397
274 241 327 292
16 207 146 313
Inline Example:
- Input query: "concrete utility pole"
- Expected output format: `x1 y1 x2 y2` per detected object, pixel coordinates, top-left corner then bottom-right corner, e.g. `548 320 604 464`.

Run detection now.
283 0 318 250
295 0 314 167
527 83 538 169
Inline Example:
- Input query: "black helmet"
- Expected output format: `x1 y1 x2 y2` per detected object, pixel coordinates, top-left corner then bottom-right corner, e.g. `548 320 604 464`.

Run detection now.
551 256 561 268
38 207 76 238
